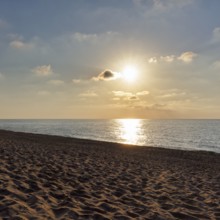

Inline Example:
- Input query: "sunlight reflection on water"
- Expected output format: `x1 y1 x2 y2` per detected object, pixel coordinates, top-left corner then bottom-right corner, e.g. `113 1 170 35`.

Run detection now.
116 119 143 145
0 119 220 153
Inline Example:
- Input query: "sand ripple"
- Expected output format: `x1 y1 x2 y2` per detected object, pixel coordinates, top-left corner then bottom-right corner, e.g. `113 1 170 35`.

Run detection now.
0 130 220 219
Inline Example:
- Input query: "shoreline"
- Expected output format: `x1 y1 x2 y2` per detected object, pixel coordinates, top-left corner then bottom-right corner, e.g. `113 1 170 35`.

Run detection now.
0 129 220 219
0 128 219 155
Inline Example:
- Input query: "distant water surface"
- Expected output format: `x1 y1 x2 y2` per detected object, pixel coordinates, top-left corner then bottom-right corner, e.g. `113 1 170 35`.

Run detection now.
0 119 220 153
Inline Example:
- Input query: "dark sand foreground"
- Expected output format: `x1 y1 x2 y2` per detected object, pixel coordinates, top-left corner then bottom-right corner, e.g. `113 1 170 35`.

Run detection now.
0 130 219 220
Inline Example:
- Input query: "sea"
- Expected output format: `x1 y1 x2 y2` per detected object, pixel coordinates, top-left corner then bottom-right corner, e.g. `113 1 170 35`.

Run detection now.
0 119 220 153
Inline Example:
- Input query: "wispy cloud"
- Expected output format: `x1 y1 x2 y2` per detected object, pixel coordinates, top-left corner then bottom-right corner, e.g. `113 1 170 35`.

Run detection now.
73 32 97 42
93 69 121 81
112 90 149 101
153 0 194 11
72 79 82 84
133 0 194 12
160 55 175 62
212 27 220 43
136 91 150 96
10 40 24 48
79 91 98 97
48 79 64 85
149 51 197 64
158 90 187 99
112 91 139 102
113 90 149 97
72 31 119 43
148 55 175 64
10 40 34 49
178 51 197 63
32 65 54 77
112 91 133 97
72 79 90 84
148 57 157 63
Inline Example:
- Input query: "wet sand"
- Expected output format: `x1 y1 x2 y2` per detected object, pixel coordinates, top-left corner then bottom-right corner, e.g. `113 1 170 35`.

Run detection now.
0 129 219 219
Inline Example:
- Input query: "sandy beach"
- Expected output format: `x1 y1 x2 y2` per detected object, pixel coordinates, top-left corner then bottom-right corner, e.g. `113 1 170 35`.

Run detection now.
0 129 219 219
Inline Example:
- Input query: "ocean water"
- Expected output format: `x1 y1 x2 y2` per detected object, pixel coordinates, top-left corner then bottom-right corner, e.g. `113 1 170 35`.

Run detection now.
0 119 220 153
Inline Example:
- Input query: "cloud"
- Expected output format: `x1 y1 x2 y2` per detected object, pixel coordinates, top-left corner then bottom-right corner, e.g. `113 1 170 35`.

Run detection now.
72 78 91 84
149 52 197 64
160 55 175 62
112 91 133 97
148 55 175 64
32 65 53 76
136 91 150 96
133 0 194 12
153 0 194 11
112 93 140 103
9 40 33 49
112 90 149 101
72 79 82 84
159 92 186 99
156 89 188 102
111 90 150 108
73 32 97 42
10 40 25 49
212 27 220 43
178 51 197 63
129 96 139 100
72 31 119 43
93 69 121 81
140 103 167 110
48 80 64 85
79 91 98 97
148 57 157 63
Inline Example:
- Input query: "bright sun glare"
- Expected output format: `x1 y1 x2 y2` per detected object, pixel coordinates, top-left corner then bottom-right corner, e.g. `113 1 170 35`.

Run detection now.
122 65 138 82
118 119 141 145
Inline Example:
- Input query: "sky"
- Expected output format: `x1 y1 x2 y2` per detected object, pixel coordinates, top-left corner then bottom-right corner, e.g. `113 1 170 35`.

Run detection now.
0 0 220 119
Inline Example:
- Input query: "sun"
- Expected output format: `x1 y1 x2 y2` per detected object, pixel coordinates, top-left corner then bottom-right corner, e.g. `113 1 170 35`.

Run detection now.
122 65 138 82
